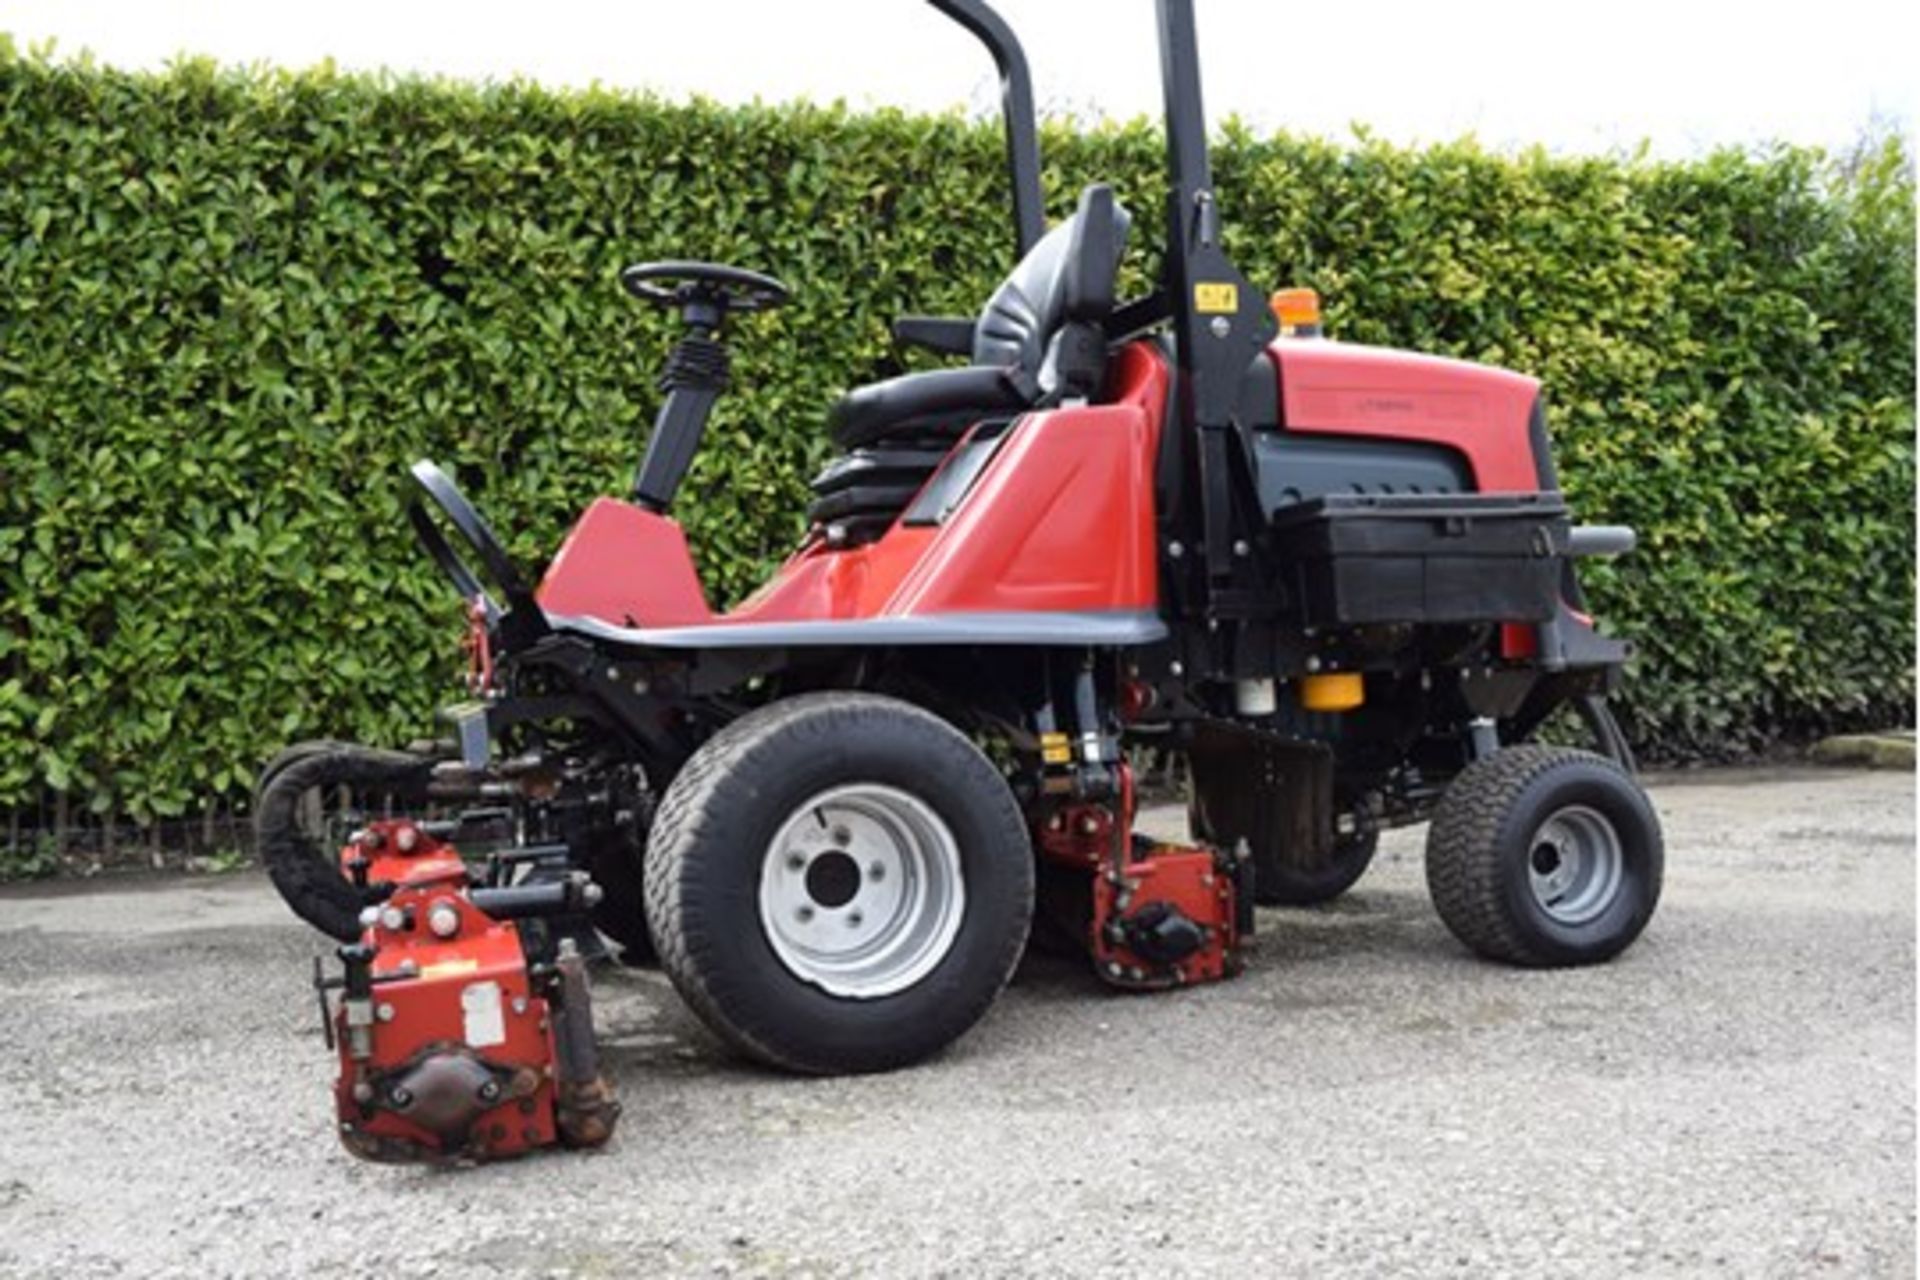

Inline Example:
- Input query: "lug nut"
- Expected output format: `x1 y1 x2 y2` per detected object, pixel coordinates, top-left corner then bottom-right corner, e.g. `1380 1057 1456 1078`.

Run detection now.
787 853 806 871
797 906 814 923
848 911 864 928
830 826 852 847
867 862 885 880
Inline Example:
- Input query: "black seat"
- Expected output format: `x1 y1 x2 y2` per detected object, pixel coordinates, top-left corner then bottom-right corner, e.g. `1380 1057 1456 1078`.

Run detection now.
829 364 1032 451
810 183 1131 536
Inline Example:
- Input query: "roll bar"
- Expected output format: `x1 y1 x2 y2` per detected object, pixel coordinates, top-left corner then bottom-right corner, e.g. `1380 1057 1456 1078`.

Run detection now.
923 0 1278 613
1153 0 1276 595
926 0 1045 256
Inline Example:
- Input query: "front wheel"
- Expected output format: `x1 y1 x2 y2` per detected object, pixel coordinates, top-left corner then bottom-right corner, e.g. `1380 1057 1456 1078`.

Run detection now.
643 693 1033 1074
1425 745 1662 966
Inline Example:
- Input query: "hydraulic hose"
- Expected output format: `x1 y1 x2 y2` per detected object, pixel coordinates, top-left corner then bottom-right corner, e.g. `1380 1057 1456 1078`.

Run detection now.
255 742 437 941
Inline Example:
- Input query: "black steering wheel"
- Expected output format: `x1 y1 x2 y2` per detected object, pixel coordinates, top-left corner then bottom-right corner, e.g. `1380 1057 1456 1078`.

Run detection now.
619 260 791 315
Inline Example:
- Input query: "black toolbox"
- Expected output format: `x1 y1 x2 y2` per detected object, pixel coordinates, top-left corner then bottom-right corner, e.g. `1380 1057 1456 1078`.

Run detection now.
1269 492 1570 627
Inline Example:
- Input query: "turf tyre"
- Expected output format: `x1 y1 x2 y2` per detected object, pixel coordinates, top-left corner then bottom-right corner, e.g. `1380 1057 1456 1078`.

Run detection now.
643 692 1032 1074
1425 745 1661 966
1255 830 1379 906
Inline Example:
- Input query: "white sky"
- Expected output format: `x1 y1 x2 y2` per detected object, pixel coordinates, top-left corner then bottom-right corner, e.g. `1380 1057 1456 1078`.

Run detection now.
2 0 1914 157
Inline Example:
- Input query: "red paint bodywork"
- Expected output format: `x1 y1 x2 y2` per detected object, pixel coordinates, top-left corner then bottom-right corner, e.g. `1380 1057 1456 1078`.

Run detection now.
533 335 1557 636
1270 338 1558 652
538 498 713 627
536 340 1171 630
1268 339 1543 492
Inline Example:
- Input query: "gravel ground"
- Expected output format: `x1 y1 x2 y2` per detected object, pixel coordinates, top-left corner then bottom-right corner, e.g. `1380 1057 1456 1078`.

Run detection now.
0 766 1911 1278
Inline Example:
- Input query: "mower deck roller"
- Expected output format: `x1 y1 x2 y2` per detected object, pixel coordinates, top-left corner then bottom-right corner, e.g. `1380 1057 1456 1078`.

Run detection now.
268 0 1660 1163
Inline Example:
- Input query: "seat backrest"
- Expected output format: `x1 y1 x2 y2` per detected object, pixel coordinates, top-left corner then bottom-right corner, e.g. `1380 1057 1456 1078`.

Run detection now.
971 184 1131 380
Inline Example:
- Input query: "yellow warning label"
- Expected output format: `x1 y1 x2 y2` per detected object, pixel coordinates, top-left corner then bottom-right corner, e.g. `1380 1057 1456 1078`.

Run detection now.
1194 282 1238 313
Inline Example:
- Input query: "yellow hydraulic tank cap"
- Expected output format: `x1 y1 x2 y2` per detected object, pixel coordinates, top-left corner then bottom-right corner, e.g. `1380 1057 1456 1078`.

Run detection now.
1270 287 1322 337
1299 671 1364 712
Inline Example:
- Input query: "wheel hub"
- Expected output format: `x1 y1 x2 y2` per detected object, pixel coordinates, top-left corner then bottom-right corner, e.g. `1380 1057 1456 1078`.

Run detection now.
1525 804 1624 925
757 784 965 999
804 851 861 908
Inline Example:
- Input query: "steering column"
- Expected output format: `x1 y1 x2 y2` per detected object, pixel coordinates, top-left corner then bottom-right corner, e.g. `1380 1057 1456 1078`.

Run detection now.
621 260 789 513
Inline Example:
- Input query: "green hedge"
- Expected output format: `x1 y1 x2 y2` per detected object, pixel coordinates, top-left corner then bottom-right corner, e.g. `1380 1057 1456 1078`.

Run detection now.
0 44 1912 839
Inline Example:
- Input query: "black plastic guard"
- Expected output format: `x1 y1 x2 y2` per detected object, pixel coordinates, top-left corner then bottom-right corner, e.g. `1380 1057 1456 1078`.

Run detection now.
1536 601 1633 675
1185 720 1334 874
408 459 549 650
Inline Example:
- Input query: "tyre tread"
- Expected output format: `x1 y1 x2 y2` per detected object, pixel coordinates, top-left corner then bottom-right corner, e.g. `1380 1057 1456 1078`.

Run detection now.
644 692 1030 1074
1425 744 1642 966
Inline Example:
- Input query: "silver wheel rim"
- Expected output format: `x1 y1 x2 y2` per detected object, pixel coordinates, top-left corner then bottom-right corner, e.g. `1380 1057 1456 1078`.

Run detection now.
757 784 965 999
1526 804 1625 925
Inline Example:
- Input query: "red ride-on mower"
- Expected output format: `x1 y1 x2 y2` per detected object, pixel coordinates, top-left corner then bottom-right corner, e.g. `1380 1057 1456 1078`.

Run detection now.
263 0 1662 1163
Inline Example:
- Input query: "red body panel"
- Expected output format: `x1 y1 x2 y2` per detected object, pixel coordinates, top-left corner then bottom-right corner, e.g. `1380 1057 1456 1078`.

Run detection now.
538 497 712 627
888 390 1160 615
536 341 1171 630
534 339 1556 636
1268 340 1543 492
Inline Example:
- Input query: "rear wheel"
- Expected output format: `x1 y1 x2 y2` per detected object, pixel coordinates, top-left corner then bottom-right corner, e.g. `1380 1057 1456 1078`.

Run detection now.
1425 745 1662 966
644 693 1032 1074
1254 829 1378 907
1185 727 1381 909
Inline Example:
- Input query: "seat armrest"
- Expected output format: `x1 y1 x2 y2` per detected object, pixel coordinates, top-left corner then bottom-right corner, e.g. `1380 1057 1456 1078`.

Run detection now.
890 315 976 357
